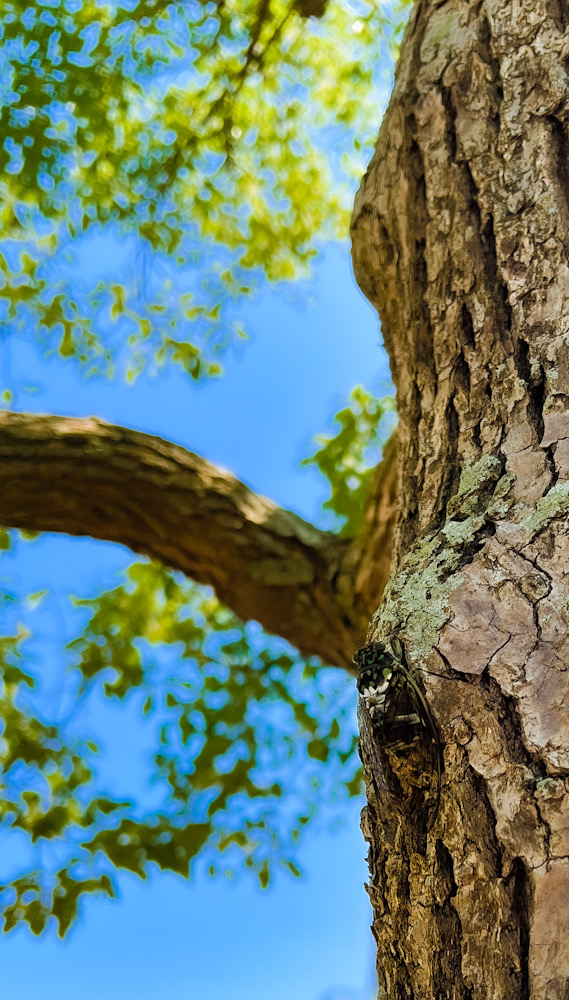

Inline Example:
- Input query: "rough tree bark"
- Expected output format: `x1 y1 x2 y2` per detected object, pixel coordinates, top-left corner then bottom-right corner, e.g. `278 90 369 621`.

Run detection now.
0 411 397 666
351 0 569 997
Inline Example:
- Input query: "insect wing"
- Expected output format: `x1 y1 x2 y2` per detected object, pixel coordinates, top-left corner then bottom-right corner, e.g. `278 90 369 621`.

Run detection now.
402 665 442 825
383 665 441 826
357 696 389 803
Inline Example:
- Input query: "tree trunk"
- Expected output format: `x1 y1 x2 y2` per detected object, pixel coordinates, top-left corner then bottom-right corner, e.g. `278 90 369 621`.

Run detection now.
351 1 569 997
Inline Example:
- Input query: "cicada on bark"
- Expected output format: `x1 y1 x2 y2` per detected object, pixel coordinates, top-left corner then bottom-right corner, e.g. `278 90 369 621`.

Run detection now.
354 639 442 829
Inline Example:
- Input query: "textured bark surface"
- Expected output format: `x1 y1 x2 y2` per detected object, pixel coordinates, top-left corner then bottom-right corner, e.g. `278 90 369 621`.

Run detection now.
351 0 569 997
0 411 397 667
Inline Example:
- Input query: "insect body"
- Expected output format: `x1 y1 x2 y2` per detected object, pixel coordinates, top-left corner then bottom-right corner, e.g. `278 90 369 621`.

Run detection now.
354 640 442 829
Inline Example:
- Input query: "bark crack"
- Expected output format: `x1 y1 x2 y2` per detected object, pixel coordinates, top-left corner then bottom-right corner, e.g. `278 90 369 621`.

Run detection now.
478 15 504 134
509 858 531 1000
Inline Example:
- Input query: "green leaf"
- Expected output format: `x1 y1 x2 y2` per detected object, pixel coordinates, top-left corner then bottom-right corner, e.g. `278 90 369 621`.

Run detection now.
303 387 396 536
307 738 329 762
258 861 270 889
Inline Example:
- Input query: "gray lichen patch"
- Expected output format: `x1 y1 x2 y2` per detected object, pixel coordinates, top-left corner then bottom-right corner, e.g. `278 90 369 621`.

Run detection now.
487 470 517 518
376 536 464 661
446 454 504 519
523 480 569 537
442 513 484 547
376 455 515 661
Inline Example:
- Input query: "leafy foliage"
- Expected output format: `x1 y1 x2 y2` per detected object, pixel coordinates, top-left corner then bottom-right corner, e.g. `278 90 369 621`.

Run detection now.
0 628 116 935
0 0 408 381
0 372 395 936
0 560 359 936
304 385 395 536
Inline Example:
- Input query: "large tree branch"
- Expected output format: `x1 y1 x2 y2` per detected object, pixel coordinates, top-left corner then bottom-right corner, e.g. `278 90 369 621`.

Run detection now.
0 411 397 666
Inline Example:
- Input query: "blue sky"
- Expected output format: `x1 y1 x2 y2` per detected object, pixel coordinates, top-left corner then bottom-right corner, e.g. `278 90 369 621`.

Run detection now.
0 239 392 1000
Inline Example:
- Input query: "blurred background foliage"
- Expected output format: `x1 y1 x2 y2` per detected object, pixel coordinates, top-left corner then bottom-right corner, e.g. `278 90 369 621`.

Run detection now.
0 0 408 936
1 0 409 381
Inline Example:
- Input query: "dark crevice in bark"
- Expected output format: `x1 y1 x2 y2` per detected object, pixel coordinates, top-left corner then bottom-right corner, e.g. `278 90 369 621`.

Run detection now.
543 444 560 495
454 350 471 397
551 0 569 35
468 765 504 870
433 396 460 532
440 84 458 161
534 785 553 865
514 341 546 443
400 482 420 558
463 160 481 227
483 368 493 405
478 16 503 132
433 840 467 999
460 303 475 350
513 337 531 386
460 164 514 361
480 212 514 348
399 375 422 555
508 858 531 1000
413 241 429 356
482 675 550 788
464 519 497 558
391 851 415 1000
407 131 436 389
547 115 569 234
377 217 395 265
530 583 543 645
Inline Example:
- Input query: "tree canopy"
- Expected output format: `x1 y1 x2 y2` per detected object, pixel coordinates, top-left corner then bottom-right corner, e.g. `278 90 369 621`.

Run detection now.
1 0 406 380
0 0 406 937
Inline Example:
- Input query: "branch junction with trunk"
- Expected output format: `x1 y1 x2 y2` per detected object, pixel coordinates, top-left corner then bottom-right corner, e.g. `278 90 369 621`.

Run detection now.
0 410 397 668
